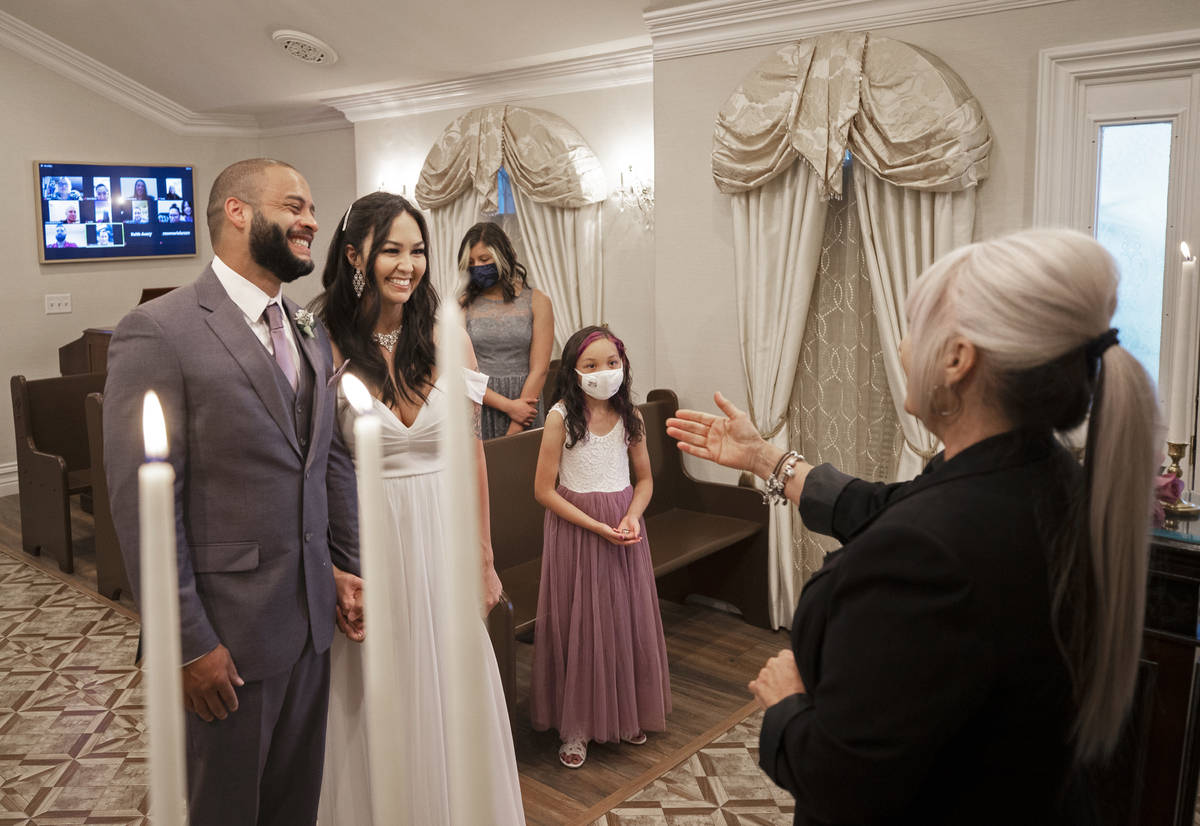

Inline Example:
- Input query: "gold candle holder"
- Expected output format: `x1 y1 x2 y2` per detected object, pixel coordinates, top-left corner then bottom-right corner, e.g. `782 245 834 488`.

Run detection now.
1163 441 1200 518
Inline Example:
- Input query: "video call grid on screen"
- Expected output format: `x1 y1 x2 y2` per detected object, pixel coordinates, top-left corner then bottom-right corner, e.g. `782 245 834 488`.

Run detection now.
35 161 198 263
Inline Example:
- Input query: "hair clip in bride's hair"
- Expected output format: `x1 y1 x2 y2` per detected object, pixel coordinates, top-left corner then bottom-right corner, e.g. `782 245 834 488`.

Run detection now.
341 205 353 233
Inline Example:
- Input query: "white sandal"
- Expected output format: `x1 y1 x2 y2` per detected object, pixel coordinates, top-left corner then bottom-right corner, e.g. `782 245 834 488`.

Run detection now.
558 738 587 768
623 731 648 746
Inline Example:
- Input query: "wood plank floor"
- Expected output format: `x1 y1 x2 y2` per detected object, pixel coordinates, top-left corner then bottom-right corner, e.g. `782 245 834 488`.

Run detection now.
0 493 788 825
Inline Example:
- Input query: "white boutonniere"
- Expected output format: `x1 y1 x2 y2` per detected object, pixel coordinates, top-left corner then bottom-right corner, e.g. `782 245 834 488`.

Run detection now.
294 308 316 339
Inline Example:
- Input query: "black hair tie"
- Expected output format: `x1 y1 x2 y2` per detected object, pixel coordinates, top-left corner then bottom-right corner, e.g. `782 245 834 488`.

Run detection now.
1085 328 1119 362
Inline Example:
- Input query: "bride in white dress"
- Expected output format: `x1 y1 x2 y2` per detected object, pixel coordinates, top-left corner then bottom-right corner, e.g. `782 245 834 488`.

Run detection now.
313 192 525 826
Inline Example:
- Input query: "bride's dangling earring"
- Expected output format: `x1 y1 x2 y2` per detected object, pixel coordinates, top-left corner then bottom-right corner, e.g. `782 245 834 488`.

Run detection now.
352 268 366 299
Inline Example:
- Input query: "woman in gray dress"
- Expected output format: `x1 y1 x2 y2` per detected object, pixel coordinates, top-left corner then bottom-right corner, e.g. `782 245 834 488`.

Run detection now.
459 222 555 438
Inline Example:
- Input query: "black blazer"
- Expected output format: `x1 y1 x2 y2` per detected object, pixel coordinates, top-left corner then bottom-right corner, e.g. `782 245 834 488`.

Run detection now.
761 430 1081 825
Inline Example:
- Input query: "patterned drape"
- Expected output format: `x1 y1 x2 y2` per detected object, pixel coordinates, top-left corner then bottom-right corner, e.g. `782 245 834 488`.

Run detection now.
415 105 607 213
415 105 607 341
712 32 991 198
713 31 990 621
790 161 902 582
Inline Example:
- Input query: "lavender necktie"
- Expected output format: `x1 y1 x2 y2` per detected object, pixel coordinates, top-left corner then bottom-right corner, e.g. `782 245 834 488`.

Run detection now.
263 302 298 392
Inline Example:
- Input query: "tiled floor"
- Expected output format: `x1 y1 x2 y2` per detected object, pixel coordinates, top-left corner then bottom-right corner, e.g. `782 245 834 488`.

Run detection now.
0 547 147 825
0 539 792 826
589 710 794 825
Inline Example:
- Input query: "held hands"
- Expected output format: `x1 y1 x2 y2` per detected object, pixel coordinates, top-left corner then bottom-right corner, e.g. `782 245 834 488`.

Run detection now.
506 396 539 428
748 649 806 710
183 643 244 722
616 515 642 542
666 392 769 474
505 420 526 437
594 516 641 546
333 565 365 642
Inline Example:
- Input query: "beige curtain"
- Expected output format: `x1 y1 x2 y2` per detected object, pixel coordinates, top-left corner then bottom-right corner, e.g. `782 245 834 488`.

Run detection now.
416 104 606 346
416 105 606 212
854 166 977 479
513 192 603 349
713 32 990 198
426 190 482 301
790 161 902 584
713 30 990 621
731 161 828 628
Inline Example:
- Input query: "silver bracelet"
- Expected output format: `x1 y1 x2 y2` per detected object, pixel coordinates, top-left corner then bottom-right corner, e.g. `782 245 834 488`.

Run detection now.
762 450 803 506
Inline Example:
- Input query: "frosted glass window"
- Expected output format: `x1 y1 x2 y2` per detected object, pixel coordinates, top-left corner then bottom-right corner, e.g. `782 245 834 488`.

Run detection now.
1094 121 1172 382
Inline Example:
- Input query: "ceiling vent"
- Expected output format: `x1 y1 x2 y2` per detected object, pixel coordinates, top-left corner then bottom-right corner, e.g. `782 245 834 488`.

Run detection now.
272 30 338 66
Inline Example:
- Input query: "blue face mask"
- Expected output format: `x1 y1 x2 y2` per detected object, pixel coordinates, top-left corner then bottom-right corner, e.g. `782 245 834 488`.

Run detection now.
468 263 499 288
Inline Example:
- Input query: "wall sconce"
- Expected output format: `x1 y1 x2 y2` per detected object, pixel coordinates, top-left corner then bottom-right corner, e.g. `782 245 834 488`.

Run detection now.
378 181 412 198
614 164 654 230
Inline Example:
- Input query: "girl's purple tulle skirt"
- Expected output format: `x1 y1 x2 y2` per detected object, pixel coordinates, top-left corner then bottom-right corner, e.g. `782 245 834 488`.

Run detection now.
530 485 672 743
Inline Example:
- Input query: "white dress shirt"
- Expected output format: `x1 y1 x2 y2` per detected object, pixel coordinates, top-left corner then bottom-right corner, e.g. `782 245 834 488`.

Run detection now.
211 255 301 371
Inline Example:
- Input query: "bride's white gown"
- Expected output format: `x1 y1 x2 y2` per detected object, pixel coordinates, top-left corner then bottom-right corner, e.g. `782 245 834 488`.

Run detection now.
318 372 525 826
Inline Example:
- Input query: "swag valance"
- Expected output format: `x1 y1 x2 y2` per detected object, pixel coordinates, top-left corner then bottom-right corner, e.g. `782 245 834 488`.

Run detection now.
416 104 607 212
712 31 991 197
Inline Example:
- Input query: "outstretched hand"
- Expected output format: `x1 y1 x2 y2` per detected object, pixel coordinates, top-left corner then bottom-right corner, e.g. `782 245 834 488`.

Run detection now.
666 392 767 473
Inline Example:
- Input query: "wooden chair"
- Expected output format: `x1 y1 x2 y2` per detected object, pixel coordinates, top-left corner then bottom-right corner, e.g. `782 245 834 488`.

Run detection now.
85 392 131 600
543 358 561 409
11 373 107 572
639 389 772 629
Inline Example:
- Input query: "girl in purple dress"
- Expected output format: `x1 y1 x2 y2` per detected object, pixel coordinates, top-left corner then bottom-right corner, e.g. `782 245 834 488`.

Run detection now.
531 326 672 768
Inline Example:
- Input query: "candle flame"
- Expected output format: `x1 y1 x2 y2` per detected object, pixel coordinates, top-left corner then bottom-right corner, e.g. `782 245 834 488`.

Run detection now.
142 391 168 460
342 373 373 416
1183 241 1194 262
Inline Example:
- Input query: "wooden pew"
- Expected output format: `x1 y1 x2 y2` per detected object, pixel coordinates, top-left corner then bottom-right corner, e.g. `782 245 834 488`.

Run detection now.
10 373 107 572
85 392 131 600
483 387 770 711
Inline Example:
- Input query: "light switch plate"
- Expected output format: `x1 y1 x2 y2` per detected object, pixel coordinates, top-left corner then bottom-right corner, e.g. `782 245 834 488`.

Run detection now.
45 293 72 314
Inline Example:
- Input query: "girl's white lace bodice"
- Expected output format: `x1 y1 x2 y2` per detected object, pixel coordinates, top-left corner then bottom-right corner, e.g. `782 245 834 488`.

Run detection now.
550 401 630 493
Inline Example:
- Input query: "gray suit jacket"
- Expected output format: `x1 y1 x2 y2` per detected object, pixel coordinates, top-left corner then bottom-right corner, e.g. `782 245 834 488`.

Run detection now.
104 266 359 681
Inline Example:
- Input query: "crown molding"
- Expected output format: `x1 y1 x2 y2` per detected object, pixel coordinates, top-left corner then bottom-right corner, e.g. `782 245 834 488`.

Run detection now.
0 9 263 136
644 0 1072 61
256 108 352 138
323 45 653 122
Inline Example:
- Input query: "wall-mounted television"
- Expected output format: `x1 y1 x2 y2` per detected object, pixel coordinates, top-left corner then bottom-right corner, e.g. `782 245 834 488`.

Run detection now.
35 161 198 264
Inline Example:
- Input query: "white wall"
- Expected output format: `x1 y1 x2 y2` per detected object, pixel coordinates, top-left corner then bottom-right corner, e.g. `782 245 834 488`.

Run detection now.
352 82 658 397
259 128 359 308
0 40 356 480
652 0 1191 481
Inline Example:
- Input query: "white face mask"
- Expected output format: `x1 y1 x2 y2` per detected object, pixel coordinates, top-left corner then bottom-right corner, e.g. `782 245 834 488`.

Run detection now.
576 367 624 400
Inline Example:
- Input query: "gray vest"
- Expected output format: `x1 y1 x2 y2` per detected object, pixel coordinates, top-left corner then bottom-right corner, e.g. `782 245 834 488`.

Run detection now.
269 337 314 455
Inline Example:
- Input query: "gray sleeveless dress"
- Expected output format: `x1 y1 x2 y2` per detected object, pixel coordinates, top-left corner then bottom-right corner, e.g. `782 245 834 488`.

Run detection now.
465 287 545 439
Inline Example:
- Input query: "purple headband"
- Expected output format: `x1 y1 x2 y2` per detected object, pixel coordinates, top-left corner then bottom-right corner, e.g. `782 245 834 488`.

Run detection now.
579 329 625 358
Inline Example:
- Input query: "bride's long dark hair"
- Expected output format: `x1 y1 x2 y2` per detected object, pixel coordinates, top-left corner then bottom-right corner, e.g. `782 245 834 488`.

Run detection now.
311 192 438 407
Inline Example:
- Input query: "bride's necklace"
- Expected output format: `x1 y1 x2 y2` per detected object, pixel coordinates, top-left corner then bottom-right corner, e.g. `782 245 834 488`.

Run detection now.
372 326 402 352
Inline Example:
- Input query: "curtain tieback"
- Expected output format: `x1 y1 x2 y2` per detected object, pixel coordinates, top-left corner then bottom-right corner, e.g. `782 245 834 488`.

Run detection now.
748 398 787 442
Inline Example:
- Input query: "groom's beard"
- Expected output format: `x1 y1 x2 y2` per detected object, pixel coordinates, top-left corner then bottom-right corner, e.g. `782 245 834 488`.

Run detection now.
249 212 314 284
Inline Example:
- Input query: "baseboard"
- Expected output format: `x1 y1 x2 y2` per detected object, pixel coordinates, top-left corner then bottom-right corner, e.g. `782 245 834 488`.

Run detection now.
0 461 16 498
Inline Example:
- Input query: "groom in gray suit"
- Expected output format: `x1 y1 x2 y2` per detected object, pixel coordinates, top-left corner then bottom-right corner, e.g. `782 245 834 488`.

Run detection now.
104 158 362 826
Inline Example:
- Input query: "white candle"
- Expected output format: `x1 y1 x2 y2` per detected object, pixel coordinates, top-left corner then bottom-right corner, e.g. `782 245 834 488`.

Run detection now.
435 303 490 824
1168 242 1198 444
139 391 187 826
340 373 406 822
